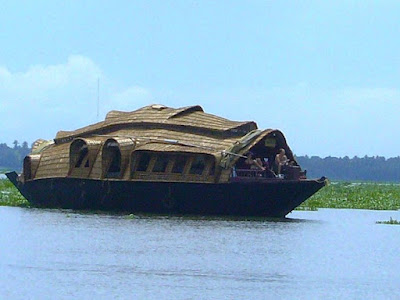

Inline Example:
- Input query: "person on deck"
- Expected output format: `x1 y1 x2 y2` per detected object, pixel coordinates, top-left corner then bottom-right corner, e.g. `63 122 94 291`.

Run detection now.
275 148 289 175
245 152 265 171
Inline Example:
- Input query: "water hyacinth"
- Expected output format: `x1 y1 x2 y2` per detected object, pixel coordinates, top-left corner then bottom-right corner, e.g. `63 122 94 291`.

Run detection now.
376 217 400 225
0 179 29 207
299 181 400 210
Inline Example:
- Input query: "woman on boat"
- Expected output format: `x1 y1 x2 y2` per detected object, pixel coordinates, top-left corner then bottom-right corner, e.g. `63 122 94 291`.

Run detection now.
245 152 265 171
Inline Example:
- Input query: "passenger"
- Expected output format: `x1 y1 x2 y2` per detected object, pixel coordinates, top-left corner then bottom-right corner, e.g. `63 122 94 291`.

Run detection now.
262 157 277 178
245 152 265 171
275 148 289 175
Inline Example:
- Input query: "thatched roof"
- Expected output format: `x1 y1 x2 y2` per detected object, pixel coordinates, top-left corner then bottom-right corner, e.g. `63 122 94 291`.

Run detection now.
133 142 216 155
25 104 301 183
34 104 295 172
55 104 257 144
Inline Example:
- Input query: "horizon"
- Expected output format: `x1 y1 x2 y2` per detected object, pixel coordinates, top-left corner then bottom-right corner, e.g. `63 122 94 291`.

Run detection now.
1 1 399 158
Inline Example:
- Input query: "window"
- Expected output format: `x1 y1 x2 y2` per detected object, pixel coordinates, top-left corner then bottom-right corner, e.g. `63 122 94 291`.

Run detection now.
69 139 96 178
189 156 206 175
172 156 187 173
75 147 89 168
137 153 151 172
104 145 121 178
108 148 121 173
152 155 169 172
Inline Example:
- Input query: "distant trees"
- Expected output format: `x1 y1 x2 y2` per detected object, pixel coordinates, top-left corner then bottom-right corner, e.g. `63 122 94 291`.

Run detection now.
0 141 31 171
296 155 400 182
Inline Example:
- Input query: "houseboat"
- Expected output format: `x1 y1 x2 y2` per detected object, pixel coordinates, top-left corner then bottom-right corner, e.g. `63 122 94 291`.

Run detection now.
6 104 327 217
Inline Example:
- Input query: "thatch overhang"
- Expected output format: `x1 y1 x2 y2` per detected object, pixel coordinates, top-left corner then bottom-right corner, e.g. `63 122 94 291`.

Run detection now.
54 104 257 144
82 126 242 159
220 129 296 169
101 137 136 178
23 154 41 181
133 142 221 158
131 141 218 182
68 137 104 177
70 137 103 161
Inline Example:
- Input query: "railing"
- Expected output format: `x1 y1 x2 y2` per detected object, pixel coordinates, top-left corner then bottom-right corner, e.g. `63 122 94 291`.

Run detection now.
233 168 276 178
232 166 306 180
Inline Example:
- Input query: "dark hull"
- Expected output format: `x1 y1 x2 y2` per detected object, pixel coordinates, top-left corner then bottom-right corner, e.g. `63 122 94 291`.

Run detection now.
6 172 326 217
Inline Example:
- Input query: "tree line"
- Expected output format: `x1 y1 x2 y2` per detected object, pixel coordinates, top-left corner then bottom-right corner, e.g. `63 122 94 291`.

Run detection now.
0 141 399 182
0 141 31 172
296 155 400 182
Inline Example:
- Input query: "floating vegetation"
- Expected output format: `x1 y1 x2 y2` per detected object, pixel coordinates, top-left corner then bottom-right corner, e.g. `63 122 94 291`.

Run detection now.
298 181 400 211
0 179 29 207
0 168 11 174
294 206 318 211
376 217 400 225
124 213 138 219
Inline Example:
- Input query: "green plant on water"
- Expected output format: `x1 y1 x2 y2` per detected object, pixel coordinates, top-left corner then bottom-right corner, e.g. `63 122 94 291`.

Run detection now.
295 206 318 211
376 217 400 225
125 213 138 219
298 181 400 211
0 179 30 207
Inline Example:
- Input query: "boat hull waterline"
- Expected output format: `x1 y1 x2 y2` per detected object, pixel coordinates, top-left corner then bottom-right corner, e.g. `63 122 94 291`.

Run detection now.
6 171 326 217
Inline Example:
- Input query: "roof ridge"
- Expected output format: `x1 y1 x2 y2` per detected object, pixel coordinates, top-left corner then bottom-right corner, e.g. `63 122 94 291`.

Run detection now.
168 105 204 119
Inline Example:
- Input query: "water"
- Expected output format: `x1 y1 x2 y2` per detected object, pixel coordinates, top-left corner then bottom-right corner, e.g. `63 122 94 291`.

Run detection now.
1 207 399 299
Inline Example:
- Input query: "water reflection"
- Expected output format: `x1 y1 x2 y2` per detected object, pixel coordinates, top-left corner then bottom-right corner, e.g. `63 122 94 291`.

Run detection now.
0 206 399 299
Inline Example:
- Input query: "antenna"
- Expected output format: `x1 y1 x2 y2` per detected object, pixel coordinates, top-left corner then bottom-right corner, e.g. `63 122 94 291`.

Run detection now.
96 78 100 120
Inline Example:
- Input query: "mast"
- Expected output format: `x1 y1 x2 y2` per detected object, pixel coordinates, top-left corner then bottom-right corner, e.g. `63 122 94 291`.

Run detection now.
96 78 100 120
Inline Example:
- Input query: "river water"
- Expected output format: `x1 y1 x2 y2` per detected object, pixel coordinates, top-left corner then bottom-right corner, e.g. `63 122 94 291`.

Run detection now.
1 207 399 300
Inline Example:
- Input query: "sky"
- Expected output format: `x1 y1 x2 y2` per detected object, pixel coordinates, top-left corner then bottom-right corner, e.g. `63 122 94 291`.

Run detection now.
0 1 399 158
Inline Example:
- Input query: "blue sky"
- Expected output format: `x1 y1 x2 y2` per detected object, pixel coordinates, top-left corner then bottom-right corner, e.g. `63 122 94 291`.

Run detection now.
0 1 399 157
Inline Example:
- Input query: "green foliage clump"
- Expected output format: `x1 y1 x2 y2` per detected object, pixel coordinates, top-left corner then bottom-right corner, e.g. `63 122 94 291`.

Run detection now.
376 217 400 225
299 182 400 210
0 179 29 207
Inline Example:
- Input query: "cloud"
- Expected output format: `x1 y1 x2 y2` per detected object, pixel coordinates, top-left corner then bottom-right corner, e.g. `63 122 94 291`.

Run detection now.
0 55 102 103
1 58 398 158
106 86 153 112
0 56 152 145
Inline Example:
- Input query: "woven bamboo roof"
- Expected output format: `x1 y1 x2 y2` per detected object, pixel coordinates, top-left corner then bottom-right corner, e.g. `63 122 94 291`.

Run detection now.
94 127 240 157
134 142 217 155
29 105 296 179
55 104 257 143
